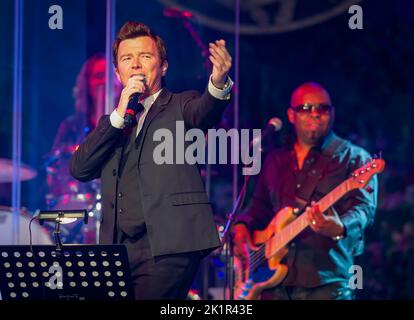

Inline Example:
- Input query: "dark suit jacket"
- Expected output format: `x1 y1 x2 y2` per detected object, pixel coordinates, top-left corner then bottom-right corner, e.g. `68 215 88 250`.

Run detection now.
70 87 228 256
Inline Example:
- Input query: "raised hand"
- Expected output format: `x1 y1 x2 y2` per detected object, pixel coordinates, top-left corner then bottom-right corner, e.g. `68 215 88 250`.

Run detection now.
209 39 232 89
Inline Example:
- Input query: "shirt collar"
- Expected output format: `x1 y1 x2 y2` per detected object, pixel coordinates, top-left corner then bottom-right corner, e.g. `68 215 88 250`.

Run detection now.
140 88 163 112
288 131 338 155
315 131 338 153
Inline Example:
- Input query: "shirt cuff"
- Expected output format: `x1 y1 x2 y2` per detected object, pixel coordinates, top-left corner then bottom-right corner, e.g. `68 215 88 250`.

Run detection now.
208 75 233 100
110 110 125 129
340 213 364 256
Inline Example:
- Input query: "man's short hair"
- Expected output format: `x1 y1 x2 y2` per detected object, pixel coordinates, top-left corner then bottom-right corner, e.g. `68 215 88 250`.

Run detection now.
112 21 168 68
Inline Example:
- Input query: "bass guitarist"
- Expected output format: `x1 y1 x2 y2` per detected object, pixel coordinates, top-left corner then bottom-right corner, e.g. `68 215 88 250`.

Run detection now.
233 82 378 300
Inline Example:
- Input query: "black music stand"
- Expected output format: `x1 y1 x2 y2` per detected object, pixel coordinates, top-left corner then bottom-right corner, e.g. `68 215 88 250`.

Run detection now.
0 245 133 300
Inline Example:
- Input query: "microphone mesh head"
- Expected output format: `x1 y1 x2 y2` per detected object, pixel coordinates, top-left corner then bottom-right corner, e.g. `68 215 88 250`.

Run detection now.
268 117 283 131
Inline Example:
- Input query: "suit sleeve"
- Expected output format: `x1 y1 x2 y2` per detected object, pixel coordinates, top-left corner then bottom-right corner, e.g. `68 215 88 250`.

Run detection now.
180 87 231 131
70 115 122 182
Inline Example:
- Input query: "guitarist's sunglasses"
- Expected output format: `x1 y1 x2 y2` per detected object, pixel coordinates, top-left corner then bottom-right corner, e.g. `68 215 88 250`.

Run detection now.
291 103 334 115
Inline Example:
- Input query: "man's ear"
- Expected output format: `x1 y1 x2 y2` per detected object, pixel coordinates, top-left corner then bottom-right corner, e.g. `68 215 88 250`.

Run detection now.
115 68 121 82
287 108 295 124
161 60 168 76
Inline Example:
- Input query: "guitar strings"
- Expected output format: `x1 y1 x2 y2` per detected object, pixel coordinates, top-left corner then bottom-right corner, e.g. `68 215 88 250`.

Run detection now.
245 232 285 272
247 245 266 272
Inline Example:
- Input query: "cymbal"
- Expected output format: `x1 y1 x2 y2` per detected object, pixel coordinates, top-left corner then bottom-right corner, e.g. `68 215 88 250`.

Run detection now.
0 158 37 183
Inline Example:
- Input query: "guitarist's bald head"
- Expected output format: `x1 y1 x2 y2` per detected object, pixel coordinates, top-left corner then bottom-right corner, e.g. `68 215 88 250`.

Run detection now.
290 82 332 108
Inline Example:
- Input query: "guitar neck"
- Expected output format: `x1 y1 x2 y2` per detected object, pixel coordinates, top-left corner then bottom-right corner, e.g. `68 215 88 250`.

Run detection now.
268 179 351 255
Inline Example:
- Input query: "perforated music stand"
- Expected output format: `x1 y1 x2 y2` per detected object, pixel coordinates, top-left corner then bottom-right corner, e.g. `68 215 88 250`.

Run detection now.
0 245 134 300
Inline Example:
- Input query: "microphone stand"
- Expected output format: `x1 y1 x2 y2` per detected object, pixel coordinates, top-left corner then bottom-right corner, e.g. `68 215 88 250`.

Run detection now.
221 172 251 300
221 131 265 300
54 212 64 255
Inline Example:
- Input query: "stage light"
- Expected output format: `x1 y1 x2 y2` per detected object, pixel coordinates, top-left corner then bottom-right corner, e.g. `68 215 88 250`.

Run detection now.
33 210 88 251
36 209 88 225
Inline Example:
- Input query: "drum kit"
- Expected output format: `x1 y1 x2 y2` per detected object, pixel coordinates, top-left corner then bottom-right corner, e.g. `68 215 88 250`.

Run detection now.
0 145 101 246
44 145 101 244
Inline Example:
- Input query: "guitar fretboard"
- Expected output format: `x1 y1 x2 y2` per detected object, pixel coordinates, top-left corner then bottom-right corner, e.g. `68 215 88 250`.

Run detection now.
265 179 352 258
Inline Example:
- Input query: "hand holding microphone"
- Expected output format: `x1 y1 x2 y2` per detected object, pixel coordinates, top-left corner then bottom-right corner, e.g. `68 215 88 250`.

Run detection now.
116 74 146 125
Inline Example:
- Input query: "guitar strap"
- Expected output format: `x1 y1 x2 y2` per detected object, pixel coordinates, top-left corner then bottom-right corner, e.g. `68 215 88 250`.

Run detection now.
294 134 346 212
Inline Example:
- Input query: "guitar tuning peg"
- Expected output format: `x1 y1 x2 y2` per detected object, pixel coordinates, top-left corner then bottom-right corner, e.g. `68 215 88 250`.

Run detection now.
373 154 378 159
379 151 383 159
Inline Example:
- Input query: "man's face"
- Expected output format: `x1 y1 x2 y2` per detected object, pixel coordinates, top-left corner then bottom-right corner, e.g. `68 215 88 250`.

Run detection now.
88 58 106 103
115 36 167 97
287 88 334 146
88 58 122 108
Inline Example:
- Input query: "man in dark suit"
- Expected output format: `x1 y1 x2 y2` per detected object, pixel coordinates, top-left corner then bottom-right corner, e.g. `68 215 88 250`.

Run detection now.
70 21 233 299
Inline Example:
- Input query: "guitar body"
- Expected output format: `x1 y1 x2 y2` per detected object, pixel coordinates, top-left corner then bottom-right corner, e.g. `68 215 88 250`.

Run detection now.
234 207 296 300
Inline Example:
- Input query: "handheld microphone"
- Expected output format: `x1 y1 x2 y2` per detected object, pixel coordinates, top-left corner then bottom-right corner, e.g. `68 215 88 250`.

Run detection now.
124 75 146 126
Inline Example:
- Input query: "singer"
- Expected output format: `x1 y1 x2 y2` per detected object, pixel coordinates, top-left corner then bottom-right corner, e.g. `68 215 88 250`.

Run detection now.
70 21 233 299
232 82 378 300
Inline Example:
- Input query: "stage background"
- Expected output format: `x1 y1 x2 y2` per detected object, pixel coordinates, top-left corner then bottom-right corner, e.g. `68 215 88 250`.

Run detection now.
0 0 413 299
